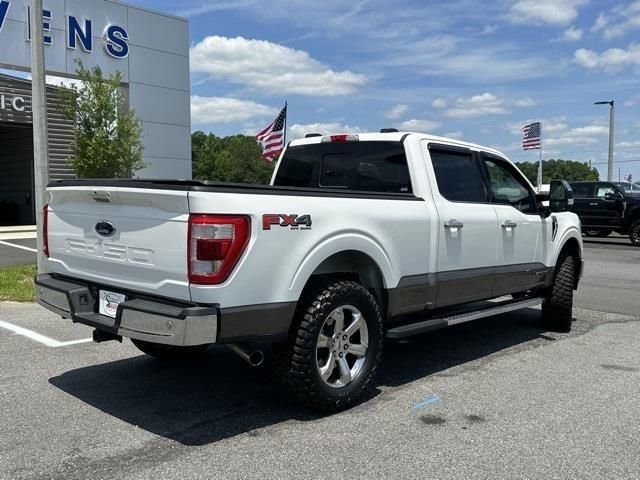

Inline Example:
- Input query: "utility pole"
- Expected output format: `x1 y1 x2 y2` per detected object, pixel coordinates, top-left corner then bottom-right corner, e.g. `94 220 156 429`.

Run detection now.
30 0 50 274
594 100 614 182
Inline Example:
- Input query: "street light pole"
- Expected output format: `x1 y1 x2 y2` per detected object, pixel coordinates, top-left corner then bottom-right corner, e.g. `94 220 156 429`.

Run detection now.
30 0 50 274
595 100 614 182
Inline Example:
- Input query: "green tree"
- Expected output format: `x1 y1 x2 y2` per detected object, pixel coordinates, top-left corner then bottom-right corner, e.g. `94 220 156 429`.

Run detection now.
515 159 599 184
61 62 144 178
192 132 275 184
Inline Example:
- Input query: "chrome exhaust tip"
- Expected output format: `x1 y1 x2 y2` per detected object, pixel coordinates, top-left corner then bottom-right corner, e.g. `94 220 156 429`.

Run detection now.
228 343 264 367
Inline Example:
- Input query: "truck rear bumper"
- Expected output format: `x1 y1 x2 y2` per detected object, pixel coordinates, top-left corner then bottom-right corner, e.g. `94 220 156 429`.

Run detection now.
35 274 218 346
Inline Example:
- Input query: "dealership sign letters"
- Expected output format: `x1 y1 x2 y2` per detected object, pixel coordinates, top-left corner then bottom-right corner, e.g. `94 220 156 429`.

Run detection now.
0 0 129 58
0 93 26 112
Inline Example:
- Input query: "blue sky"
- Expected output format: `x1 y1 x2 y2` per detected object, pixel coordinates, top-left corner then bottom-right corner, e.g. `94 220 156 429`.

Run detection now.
139 1 639 179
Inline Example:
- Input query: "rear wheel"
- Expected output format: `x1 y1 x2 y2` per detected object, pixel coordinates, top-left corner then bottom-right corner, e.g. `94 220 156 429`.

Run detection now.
541 254 575 332
629 220 640 247
273 279 384 412
131 339 209 361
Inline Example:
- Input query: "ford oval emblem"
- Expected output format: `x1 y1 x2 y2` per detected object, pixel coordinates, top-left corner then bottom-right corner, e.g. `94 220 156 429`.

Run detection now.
95 221 116 237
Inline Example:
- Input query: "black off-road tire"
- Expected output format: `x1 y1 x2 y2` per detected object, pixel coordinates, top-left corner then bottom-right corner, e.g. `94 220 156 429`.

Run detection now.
131 339 209 361
541 254 575 332
272 279 384 412
629 220 640 247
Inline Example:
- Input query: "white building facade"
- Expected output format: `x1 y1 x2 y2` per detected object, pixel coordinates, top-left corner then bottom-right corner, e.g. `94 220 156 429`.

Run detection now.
0 0 192 181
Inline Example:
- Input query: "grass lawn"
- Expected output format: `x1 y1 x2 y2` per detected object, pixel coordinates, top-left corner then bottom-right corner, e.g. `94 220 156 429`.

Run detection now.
0 265 37 302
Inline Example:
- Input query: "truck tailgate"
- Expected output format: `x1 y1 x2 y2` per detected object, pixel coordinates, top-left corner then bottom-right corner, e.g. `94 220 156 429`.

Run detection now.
47 186 191 301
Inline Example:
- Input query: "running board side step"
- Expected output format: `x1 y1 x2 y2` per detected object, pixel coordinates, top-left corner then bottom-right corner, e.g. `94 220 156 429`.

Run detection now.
386 297 543 339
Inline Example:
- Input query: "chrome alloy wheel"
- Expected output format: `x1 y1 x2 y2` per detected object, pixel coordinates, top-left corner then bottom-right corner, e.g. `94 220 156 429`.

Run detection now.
631 223 640 245
316 305 369 388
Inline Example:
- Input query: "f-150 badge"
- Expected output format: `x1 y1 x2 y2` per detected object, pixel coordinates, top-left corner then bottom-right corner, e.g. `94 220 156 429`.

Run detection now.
263 214 312 230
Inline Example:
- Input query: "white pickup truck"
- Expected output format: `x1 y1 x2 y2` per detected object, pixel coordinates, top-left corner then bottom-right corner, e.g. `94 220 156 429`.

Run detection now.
36 131 583 411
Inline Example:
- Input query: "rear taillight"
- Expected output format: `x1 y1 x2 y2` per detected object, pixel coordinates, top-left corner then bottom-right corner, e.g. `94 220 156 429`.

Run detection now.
188 215 250 285
321 134 359 143
43 204 49 258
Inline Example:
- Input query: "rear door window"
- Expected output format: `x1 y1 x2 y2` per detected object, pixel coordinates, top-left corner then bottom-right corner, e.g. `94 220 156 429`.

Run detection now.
429 148 487 203
274 141 412 193
571 183 595 198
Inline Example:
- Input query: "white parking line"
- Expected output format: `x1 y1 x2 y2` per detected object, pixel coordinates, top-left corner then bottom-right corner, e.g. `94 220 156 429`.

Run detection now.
0 240 37 253
0 232 37 241
0 320 92 347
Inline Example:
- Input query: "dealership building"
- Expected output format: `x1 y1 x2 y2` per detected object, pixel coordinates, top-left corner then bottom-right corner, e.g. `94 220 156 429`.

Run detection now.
0 0 191 225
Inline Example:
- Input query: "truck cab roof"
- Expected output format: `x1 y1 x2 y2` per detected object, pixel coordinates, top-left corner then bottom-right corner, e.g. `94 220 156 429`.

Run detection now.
287 132 508 159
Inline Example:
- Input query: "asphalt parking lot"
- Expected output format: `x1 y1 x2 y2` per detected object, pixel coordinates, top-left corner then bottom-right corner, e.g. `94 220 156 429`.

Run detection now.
0 238 36 267
1 238 639 479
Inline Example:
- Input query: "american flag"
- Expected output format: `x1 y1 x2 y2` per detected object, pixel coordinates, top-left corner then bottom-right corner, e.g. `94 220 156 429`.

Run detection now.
624 174 633 183
522 122 541 150
257 104 287 161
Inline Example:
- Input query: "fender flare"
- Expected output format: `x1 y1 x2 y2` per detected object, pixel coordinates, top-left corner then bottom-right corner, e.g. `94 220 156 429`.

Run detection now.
554 227 582 260
288 231 396 299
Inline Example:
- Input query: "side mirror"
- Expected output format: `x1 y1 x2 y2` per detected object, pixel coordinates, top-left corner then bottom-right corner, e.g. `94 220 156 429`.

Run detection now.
549 180 574 213
605 191 624 201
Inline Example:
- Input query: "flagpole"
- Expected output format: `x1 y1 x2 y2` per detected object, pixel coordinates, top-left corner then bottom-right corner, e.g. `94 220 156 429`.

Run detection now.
283 101 288 147
537 146 543 188
537 123 543 190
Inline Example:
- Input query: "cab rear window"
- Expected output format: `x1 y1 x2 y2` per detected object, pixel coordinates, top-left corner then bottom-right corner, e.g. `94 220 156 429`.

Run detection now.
274 141 412 194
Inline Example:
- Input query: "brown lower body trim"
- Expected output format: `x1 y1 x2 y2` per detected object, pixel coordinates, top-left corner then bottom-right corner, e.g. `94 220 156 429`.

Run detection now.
388 263 553 317
218 302 297 343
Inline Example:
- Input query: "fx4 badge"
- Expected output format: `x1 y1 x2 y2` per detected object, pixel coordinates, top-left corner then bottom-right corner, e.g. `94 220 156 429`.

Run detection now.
263 214 312 231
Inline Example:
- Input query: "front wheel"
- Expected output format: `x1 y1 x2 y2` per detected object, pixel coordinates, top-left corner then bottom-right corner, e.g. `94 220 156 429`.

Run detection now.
629 220 640 247
273 279 384 412
541 255 575 332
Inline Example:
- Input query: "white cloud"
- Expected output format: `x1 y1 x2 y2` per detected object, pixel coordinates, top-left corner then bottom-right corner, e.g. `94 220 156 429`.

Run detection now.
445 93 509 119
481 25 498 35
190 36 367 96
385 104 409 119
395 118 442 132
252 0 473 44
380 35 558 82
507 117 569 135
573 48 600 68
176 1 257 17
432 98 447 109
574 44 640 72
591 2 640 39
444 131 464 139
543 128 606 147
288 122 363 139
507 0 588 26
433 93 533 120
191 96 278 124
591 12 609 32
560 26 584 41
624 94 640 107
617 140 640 148
514 97 537 107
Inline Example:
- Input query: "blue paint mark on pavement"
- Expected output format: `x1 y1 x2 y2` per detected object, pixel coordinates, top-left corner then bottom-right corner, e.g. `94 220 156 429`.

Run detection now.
411 394 441 410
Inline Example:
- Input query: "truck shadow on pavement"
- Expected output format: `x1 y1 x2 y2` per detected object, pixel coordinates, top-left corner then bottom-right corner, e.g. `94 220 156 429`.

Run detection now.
582 238 633 249
49 308 555 446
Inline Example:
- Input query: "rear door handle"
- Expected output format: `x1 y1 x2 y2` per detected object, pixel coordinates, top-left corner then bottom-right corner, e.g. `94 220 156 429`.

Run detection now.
589 202 598 206
501 220 517 229
444 219 464 229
